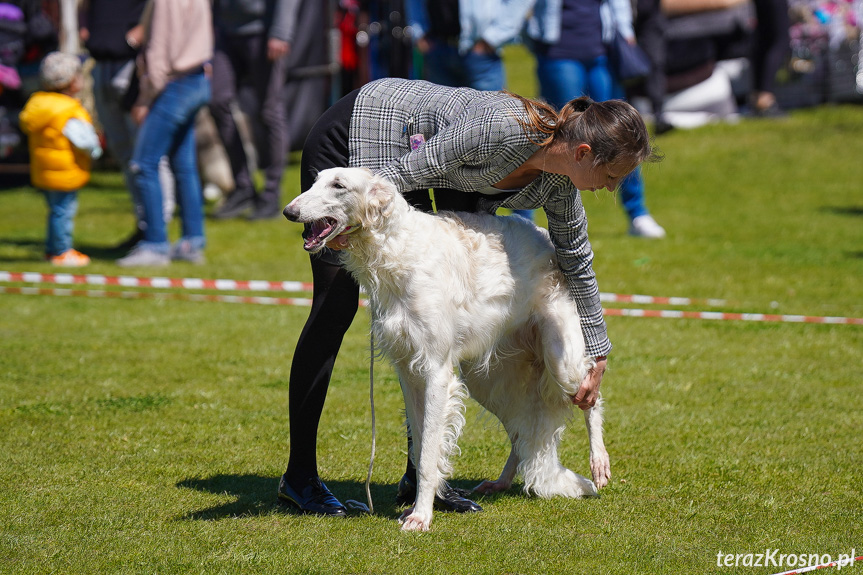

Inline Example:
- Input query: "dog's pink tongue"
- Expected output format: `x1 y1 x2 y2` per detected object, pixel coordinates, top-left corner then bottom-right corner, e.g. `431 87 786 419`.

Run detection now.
305 220 335 250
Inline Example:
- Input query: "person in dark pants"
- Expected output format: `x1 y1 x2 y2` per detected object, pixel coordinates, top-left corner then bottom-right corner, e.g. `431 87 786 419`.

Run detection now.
81 0 176 248
750 0 790 116
633 0 671 133
210 0 300 220
278 78 656 517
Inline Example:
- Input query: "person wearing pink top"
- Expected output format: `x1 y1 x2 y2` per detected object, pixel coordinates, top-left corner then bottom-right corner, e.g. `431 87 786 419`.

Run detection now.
117 0 214 267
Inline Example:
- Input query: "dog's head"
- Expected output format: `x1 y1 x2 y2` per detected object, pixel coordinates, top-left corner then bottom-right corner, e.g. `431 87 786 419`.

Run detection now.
283 167 397 253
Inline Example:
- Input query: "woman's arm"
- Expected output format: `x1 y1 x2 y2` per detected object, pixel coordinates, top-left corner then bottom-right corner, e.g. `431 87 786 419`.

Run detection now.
545 189 611 410
544 188 612 359
62 118 103 159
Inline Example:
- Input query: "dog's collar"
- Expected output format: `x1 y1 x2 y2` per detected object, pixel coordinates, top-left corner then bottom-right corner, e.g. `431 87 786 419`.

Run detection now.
338 225 361 236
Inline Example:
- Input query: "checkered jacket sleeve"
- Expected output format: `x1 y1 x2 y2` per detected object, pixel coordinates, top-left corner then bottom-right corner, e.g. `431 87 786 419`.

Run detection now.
349 78 611 358
478 175 612 358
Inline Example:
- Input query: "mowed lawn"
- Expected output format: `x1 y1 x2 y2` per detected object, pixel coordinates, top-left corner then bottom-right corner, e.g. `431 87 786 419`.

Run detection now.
1 55 862 573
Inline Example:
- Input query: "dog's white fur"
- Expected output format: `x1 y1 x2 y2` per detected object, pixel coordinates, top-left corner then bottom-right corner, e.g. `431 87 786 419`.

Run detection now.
285 167 611 531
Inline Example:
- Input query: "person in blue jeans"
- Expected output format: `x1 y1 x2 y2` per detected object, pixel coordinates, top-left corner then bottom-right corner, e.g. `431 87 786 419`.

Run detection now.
406 0 534 91
406 0 536 220
117 0 214 267
529 0 667 238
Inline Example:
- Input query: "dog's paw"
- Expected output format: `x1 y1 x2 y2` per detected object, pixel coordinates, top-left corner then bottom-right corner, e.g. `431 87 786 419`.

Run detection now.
399 508 432 532
590 450 611 489
473 479 512 495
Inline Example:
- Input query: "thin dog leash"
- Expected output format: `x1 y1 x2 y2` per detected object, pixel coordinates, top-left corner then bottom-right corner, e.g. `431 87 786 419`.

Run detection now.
345 302 377 514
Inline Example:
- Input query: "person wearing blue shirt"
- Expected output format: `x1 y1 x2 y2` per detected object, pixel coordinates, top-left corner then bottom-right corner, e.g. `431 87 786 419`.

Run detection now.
528 0 667 238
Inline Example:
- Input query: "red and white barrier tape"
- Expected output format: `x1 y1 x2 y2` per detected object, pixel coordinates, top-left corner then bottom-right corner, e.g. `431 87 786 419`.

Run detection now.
0 270 313 293
0 270 724 306
3 284 861 325
0 285 346 308
767 554 862 575
602 307 863 325
600 292 727 307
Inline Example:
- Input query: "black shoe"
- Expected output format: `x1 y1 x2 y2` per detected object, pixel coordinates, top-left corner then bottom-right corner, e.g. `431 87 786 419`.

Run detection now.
213 188 255 219
247 193 281 221
655 119 674 136
395 473 482 513
277 474 348 517
112 229 144 251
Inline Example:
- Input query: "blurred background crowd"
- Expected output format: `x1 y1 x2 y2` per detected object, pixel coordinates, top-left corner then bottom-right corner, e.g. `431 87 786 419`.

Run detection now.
1 0 861 213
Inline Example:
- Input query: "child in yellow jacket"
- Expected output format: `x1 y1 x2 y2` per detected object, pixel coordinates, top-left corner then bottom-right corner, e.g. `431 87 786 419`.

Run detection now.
20 52 102 267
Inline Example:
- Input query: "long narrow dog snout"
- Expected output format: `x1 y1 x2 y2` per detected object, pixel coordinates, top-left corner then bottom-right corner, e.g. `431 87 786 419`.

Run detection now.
283 202 300 222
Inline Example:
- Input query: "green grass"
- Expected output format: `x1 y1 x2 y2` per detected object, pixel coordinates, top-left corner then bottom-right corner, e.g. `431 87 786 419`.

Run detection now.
2 54 862 572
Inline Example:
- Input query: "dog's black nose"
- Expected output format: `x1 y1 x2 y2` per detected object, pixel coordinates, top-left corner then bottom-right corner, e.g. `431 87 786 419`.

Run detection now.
283 204 299 222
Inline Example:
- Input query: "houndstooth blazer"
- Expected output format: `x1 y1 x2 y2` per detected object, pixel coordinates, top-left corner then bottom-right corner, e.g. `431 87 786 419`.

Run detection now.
349 78 611 358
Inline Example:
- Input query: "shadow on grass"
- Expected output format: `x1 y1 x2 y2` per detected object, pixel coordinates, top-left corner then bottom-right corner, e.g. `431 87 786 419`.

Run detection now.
175 474 503 522
0 237 43 262
0 236 138 263
821 205 863 217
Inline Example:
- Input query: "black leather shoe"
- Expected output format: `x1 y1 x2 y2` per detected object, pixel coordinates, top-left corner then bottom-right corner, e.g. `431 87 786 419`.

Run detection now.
213 188 255 219
112 229 144 251
278 474 348 517
395 473 483 513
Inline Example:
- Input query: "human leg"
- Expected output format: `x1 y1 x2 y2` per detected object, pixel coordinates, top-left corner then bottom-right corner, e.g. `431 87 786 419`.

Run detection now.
121 75 209 265
126 116 172 253
43 191 77 256
751 0 790 114
463 50 505 91
278 89 358 515
585 55 615 102
621 168 666 238
635 0 669 124
587 57 666 238
92 60 145 238
167 73 211 258
389 186 483 513
248 35 290 219
536 55 589 109
210 35 256 218
279 258 357 516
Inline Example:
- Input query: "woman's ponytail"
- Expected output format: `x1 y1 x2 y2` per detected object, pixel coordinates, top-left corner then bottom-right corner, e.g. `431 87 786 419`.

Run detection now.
506 91 656 169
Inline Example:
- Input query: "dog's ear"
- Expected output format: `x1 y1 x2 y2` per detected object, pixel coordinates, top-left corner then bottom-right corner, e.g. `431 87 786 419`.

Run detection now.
359 174 397 228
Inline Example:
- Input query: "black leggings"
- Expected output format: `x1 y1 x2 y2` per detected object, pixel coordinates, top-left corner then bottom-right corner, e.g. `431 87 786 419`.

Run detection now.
752 0 790 94
285 91 477 482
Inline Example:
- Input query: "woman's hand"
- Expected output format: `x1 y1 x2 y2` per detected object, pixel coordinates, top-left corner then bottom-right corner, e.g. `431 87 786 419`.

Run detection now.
472 39 494 55
125 24 144 50
131 105 149 125
571 356 607 410
267 38 290 61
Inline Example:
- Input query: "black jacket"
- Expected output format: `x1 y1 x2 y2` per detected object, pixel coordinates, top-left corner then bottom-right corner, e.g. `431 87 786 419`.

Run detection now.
84 0 146 61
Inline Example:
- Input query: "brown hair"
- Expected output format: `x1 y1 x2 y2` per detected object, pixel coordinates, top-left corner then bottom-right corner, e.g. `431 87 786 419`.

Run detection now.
506 92 660 168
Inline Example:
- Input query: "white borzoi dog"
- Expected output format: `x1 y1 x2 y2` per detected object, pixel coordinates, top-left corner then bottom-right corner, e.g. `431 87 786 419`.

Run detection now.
284 167 610 531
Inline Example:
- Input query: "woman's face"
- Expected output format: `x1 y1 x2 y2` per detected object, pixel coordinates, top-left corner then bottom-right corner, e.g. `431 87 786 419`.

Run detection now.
568 144 636 193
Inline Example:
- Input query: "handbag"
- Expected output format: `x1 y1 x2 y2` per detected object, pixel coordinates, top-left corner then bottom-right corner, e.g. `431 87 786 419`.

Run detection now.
608 30 652 83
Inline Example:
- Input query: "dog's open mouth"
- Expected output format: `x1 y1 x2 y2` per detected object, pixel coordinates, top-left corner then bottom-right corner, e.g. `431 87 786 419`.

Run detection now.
304 217 339 251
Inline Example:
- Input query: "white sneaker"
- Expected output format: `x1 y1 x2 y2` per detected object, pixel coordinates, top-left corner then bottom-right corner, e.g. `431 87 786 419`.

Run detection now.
170 240 205 264
628 214 666 239
116 246 170 267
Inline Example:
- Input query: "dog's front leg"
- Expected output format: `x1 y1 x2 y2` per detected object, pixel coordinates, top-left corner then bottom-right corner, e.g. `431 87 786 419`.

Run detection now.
583 397 610 489
399 368 456 532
